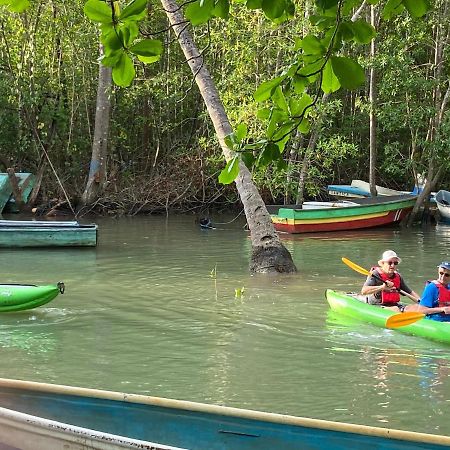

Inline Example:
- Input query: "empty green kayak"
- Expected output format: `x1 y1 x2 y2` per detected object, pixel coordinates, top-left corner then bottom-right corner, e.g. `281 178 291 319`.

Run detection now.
0 282 64 312
326 289 450 344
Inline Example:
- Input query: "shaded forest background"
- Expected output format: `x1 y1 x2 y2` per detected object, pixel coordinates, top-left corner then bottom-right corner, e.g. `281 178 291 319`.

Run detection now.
0 0 449 216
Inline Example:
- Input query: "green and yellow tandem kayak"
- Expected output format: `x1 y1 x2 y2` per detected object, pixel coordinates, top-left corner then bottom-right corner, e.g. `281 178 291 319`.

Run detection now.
326 289 450 344
0 282 64 312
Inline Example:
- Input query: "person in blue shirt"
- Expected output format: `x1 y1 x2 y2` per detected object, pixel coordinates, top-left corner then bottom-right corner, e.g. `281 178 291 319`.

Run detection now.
419 262 450 322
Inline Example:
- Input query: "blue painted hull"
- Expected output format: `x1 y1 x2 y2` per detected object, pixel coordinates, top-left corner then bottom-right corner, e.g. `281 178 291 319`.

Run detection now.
0 379 448 450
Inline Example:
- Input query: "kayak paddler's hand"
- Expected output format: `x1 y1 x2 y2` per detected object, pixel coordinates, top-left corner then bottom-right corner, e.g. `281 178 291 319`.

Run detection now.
442 307 450 315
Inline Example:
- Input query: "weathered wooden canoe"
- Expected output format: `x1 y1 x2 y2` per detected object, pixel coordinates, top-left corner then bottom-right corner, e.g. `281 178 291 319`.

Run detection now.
326 289 450 344
0 282 64 312
435 190 450 223
0 172 35 213
0 378 449 450
269 194 416 233
0 220 97 247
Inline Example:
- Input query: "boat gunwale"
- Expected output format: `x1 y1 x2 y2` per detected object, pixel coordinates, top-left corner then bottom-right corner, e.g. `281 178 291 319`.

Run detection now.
0 378 449 447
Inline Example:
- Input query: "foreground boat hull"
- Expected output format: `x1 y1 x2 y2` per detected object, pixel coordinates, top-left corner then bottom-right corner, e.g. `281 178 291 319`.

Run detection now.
326 289 450 344
0 378 449 450
271 195 416 233
0 283 64 312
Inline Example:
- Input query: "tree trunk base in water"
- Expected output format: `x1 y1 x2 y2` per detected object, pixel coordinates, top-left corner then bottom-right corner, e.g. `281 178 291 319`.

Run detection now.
250 246 297 274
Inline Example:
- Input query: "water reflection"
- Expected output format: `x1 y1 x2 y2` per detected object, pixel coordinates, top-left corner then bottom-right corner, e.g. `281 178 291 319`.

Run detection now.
0 216 449 435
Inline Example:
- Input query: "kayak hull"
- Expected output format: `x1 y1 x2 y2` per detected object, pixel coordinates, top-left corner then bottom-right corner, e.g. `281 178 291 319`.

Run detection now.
0 283 64 312
325 289 450 344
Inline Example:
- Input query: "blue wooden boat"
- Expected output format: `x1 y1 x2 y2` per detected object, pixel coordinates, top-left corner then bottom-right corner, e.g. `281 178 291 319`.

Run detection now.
0 378 448 450
0 219 97 247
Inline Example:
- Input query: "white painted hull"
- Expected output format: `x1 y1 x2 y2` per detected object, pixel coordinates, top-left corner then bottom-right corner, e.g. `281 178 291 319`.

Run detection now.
0 406 183 450
435 190 450 222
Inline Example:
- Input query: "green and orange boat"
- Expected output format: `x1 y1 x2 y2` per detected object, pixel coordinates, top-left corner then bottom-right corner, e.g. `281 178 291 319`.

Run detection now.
269 194 416 233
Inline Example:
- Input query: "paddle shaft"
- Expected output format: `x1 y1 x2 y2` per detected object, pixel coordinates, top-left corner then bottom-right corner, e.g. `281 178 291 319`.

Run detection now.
370 273 419 303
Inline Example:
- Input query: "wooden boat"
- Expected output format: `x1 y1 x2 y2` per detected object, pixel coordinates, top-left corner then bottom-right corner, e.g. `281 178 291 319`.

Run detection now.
0 378 449 450
435 190 450 223
326 289 450 344
0 172 35 213
269 194 416 234
0 219 98 247
327 179 405 199
0 282 64 312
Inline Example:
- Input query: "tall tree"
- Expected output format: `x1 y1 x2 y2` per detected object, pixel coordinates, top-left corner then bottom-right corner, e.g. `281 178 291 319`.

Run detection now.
80 44 112 209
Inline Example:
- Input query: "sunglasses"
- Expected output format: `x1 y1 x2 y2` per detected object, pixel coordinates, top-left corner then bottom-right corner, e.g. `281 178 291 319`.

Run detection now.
386 261 399 266
439 272 450 278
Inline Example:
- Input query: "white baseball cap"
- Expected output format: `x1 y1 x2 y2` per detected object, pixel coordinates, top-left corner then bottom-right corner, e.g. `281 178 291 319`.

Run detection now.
380 250 402 263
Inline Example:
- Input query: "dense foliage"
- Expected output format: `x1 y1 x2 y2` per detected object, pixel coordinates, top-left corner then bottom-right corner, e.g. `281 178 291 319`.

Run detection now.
0 0 448 215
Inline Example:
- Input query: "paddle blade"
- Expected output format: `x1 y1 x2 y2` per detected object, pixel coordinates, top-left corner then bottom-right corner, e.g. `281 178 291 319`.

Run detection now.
342 257 370 276
386 312 425 329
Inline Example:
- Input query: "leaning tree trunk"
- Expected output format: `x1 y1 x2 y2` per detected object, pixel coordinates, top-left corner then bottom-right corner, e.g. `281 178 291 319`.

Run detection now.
160 0 296 273
80 44 112 209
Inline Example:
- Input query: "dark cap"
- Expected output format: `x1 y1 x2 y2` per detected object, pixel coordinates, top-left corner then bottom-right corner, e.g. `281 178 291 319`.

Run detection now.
438 262 450 270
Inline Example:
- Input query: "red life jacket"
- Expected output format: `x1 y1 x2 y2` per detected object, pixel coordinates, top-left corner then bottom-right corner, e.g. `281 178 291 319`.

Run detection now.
430 281 450 306
372 268 401 305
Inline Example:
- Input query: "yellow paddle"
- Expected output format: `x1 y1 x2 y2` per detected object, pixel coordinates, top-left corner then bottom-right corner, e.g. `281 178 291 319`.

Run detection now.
341 257 425 328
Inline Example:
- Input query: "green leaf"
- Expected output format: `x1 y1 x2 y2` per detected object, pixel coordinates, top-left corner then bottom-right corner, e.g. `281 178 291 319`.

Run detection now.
84 0 113 24
290 94 313 117
402 0 430 17
119 22 139 47
246 0 262 8
316 0 338 10
218 156 240 184
381 0 404 19
298 57 325 80
0 1 12 5
262 0 285 19
292 75 308 94
254 76 284 102
129 39 163 57
350 19 376 44
112 53 135 87
9 0 29 12
267 109 285 138
272 86 289 113
330 56 365 90
213 0 229 19
257 142 281 168
299 34 326 55
119 0 147 21
256 107 271 120
241 151 256 169
321 60 341 93
100 52 122 67
101 28 123 54
185 0 214 25
235 123 247 142
298 117 310 134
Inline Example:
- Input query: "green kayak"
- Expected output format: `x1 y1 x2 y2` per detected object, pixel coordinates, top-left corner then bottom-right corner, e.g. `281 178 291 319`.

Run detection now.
326 289 450 344
0 282 64 312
